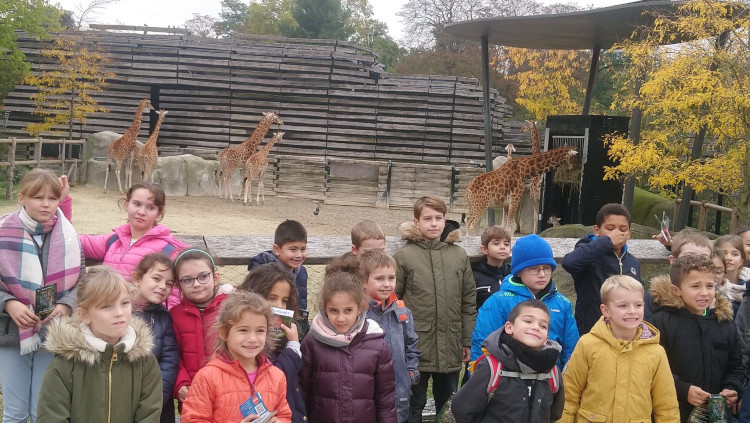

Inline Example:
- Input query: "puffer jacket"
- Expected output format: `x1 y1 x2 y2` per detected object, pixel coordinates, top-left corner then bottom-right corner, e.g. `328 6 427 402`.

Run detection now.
37 316 162 423
269 345 307 423
471 275 578 365
247 251 309 310
394 221 477 373
451 329 564 423
649 275 744 422
180 354 292 423
471 257 511 309
367 293 421 423
170 293 227 397
300 318 397 423
562 234 641 335
560 317 679 422
135 303 179 423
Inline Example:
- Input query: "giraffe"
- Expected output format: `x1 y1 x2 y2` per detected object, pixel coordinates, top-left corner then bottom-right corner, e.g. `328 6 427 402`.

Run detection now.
104 98 154 193
136 109 167 183
522 120 543 233
492 143 516 169
243 131 284 206
465 146 578 235
218 112 284 201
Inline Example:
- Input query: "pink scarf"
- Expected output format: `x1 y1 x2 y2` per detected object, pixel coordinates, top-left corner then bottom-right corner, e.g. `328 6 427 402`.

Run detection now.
310 312 366 347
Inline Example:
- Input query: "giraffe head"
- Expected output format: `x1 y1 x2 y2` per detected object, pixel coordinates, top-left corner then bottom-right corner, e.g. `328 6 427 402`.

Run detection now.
272 131 285 144
263 112 284 126
521 120 537 133
505 143 516 154
139 98 155 112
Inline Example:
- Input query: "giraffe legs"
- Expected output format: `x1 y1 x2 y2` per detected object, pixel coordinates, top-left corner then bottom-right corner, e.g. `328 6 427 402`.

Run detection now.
243 176 252 206
114 162 124 194
504 189 524 235
257 168 267 205
103 158 111 192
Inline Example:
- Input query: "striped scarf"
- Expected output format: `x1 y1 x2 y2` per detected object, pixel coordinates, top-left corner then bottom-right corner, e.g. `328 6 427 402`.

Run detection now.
0 207 82 354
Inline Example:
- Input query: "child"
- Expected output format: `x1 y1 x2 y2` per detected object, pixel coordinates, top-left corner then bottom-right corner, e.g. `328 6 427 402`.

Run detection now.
360 249 420 423
393 195 476 419
37 266 162 422
736 227 750 265
180 290 292 422
63 182 188 308
473 225 512 309
351 220 386 255
132 253 180 423
712 250 736 306
170 247 228 406
562 203 641 334
0 169 83 423
649 255 744 421
715 235 749 287
248 219 309 311
239 263 307 423
300 256 397 423
471 234 578 366
560 275 679 422
452 300 564 422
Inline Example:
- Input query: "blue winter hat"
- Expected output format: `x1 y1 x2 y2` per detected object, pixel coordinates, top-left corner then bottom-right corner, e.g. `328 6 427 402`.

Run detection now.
511 234 557 276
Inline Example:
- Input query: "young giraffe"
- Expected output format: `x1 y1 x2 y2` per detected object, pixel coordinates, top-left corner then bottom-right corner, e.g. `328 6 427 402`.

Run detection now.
465 146 578 235
136 109 167 183
218 112 283 201
491 143 516 169
521 120 543 233
104 98 154 193
243 131 284 206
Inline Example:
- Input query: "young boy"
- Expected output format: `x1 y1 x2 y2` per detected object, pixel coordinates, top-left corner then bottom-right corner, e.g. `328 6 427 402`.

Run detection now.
560 275 679 422
451 299 564 422
248 219 309 310
562 203 641 335
393 195 476 420
472 225 512 309
351 220 386 255
361 249 421 423
649 255 744 422
471 234 578 366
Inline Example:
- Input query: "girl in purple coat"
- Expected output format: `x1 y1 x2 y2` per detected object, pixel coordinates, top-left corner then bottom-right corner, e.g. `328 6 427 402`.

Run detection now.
300 256 397 423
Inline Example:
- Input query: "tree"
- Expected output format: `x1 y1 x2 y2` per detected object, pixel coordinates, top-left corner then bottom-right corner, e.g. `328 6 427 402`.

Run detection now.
184 14 219 38
245 0 297 36
69 0 121 29
0 0 63 104
24 35 115 139
216 0 251 37
604 0 750 224
292 0 352 40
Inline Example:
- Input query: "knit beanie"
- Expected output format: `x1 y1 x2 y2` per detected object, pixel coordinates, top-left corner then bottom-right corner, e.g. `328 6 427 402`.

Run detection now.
511 234 557 276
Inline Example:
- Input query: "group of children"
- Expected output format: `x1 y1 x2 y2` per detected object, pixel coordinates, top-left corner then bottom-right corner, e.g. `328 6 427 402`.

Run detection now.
3 170 750 423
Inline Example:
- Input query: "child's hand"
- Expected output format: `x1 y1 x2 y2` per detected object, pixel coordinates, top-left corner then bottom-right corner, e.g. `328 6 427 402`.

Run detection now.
241 415 278 423
720 388 738 407
687 385 710 406
281 322 299 343
4 299 41 330
178 386 189 402
606 232 628 250
652 231 672 247
462 346 471 363
41 304 72 325
59 175 70 200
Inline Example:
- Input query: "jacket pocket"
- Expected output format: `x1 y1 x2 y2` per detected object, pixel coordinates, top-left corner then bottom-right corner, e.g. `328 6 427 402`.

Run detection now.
414 320 433 333
628 419 650 423
577 407 607 422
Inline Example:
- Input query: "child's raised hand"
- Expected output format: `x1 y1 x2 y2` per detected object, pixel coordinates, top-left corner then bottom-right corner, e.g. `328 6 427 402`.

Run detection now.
59 175 69 200
606 233 628 249
178 386 189 402
652 232 672 247
281 322 299 343
687 385 711 406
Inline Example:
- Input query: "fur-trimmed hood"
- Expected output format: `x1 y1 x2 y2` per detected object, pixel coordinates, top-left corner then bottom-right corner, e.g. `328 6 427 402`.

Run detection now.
398 221 462 244
649 274 733 322
44 315 154 365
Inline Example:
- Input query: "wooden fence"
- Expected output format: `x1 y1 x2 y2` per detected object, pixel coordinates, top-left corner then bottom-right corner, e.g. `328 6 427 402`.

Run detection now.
675 198 740 234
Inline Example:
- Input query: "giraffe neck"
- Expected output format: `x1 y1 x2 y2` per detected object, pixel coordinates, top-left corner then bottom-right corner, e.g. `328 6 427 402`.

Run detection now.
242 116 274 152
145 114 165 147
125 101 148 139
531 125 540 155
525 148 574 177
259 135 280 155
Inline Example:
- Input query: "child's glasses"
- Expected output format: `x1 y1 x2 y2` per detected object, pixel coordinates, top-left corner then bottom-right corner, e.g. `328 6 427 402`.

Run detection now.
525 266 553 276
179 271 213 288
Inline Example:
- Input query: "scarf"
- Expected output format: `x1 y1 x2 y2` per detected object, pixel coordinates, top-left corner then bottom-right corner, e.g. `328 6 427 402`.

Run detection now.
0 207 82 354
499 330 560 374
310 311 367 347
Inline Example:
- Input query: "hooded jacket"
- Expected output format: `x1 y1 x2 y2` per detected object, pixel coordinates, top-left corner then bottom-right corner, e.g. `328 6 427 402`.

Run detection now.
37 316 162 423
649 275 744 422
562 234 641 335
247 250 309 310
451 329 564 423
560 317 680 423
300 319 397 423
180 355 292 423
394 221 477 373
471 275 578 365
367 293 421 423
471 257 511 309
269 346 307 423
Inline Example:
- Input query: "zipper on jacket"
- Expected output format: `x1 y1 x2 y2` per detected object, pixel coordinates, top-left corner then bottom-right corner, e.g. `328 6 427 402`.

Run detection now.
108 350 118 423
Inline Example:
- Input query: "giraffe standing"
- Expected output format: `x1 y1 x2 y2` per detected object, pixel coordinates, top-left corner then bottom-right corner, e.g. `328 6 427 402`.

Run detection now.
243 131 284 206
218 112 283 201
522 120 543 233
465 146 578 235
104 98 154 193
136 109 167 183
492 143 516 169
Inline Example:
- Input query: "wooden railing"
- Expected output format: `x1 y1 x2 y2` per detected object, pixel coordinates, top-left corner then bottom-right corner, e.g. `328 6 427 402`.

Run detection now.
675 198 739 234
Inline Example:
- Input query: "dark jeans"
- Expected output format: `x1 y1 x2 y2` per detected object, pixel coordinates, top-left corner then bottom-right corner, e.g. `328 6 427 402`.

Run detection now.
409 371 459 423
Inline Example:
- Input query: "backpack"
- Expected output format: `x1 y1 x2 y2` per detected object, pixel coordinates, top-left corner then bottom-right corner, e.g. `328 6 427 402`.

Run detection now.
469 348 560 402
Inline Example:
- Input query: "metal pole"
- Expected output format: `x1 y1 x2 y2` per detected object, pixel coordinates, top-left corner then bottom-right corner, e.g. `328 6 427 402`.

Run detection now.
481 35 494 226
623 75 643 211
582 46 601 116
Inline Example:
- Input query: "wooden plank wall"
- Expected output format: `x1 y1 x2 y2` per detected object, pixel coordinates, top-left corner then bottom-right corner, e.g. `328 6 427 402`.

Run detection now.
3 32 513 165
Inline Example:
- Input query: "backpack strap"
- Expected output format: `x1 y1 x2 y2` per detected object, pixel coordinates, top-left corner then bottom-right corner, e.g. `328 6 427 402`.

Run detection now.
106 234 119 250
161 243 176 256
547 365 560 394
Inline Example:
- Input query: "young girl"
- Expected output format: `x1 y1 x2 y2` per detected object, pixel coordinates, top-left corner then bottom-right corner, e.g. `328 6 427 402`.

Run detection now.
713 250 737 307
62 182 188 308
37 265 162 422
181 290 292 422
0 169 83 423
300 256 397 423
240 263 307 423
132 253 180 423
170 247 230 406
715 235 749 315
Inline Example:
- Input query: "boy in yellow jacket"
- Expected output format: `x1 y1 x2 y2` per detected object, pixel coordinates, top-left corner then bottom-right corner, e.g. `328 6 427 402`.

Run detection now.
560 275 679 422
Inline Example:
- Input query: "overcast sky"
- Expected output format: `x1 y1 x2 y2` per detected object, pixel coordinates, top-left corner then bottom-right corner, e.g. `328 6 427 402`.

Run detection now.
53 0 634 42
